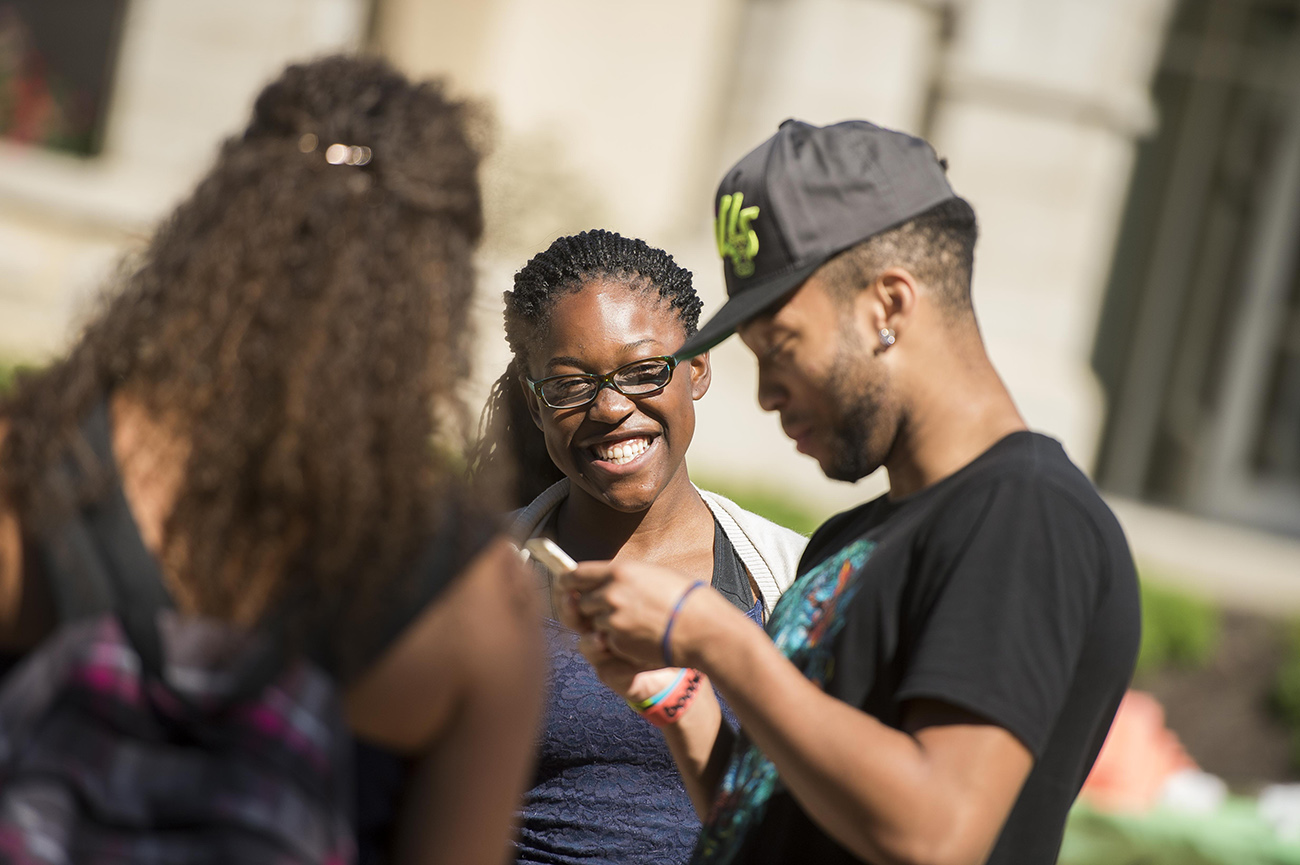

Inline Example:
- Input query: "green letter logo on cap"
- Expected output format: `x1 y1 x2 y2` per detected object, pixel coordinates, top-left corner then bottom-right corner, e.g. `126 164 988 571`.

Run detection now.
716 192 760 278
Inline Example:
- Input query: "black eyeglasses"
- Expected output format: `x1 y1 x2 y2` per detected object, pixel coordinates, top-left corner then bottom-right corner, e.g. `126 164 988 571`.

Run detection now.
527 355 680 409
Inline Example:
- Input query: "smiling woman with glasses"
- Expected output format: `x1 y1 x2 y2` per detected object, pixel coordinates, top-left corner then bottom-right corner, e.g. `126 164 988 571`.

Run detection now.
470 229 805 865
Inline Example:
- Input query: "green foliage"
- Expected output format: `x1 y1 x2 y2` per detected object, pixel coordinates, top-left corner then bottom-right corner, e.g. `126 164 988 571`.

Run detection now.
1135 576 1220 674
696 476 822 536
1269 620 1300 769
1272 622 1300 720
1060 799 1300 865
0 359 44 397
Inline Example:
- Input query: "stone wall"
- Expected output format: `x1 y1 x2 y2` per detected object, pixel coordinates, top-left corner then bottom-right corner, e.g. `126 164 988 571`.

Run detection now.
0 0 1177 518
931 0 1176 470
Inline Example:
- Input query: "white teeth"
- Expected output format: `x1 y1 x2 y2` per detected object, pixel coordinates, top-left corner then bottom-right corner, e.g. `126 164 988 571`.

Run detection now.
594 436 650 465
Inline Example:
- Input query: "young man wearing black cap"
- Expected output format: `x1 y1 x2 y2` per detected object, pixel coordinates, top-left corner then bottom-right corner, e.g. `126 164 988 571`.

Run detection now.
556 120 1141 865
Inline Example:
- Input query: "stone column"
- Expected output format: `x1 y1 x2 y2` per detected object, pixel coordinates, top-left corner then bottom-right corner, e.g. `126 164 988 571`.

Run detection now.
376 0 753 418
926 0 1177 472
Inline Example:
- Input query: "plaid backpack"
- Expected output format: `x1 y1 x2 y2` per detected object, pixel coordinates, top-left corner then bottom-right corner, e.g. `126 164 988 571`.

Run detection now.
0 403 357 865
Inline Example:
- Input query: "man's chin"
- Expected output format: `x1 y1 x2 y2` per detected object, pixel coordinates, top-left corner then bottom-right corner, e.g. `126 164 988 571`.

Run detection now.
799 428 874 482
823 465 871 484
820 448 876 484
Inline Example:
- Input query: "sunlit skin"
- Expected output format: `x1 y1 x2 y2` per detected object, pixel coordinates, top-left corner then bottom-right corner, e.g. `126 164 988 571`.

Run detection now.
557 264 1044 865
521 280 715 571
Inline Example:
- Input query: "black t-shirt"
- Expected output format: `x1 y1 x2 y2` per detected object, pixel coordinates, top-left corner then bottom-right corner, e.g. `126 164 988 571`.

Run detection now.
691 432 1140 865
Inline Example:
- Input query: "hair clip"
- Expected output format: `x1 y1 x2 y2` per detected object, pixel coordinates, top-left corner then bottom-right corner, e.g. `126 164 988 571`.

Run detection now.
297 133 372 166
326 143 372 166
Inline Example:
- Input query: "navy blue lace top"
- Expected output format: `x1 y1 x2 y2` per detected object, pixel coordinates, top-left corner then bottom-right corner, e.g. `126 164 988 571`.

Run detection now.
514 520 761 865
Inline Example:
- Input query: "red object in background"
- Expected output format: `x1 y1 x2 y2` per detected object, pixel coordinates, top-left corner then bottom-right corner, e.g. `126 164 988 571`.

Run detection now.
10 52 58 144
1079 690 1198 813
0 0 130 156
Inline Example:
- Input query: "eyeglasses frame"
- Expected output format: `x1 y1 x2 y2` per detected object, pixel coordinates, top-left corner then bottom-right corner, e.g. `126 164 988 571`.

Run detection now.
526 354 681 410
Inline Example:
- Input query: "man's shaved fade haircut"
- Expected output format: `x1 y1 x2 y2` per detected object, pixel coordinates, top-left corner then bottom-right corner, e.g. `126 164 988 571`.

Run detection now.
821 196 978 315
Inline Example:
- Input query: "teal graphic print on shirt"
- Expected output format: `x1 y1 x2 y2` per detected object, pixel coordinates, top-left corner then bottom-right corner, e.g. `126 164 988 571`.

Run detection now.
690 537 876 865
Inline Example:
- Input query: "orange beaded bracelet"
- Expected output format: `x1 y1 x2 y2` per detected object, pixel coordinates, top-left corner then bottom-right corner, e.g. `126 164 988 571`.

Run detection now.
628 668 703 728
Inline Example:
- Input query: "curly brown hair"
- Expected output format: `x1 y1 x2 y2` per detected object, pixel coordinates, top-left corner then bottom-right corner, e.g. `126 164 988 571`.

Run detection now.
0 55 487 647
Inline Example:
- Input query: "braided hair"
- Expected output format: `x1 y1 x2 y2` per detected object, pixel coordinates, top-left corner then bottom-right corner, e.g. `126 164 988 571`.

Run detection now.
470 229 701 508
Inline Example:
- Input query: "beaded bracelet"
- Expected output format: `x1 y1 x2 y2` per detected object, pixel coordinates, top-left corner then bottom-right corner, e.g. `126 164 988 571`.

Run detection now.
627 668 688 713
627 668 703 728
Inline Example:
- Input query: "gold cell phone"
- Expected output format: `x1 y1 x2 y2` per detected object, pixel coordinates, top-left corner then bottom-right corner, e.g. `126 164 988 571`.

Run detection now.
524 537 577 576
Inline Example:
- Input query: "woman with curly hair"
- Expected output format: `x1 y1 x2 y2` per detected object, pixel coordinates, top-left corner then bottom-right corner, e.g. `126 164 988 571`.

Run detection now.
0 55 542 865
471 230 806 865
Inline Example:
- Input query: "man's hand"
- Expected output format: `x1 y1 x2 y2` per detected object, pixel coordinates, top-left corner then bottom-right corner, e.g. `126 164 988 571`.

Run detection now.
555 559 701 668
577 633 684 703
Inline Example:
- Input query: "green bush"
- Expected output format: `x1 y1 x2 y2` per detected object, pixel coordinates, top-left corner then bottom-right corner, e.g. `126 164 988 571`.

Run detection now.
1135 577 1220 674
1268 620 1300 769
1272 622 1300 720
696 477 822 536
0 360 44 397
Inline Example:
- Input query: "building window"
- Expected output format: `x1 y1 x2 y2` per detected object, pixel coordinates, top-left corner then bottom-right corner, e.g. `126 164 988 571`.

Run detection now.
1093 0 1300 535
0 0 129 156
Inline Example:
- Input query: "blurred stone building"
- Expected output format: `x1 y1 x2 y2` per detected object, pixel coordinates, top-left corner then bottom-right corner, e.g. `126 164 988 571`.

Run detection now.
1 0 1298 604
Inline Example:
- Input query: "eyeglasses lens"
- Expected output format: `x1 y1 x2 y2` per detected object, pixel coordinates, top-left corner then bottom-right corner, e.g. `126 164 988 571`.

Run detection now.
542 379 598 408
614 359 674 392
540 358 673 408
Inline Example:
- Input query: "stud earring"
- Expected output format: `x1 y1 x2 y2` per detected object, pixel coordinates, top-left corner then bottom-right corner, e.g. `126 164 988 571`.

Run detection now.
879 328 896 348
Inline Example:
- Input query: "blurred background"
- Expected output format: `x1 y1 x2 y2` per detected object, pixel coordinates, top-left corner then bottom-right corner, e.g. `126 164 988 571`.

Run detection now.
1 0 1299 859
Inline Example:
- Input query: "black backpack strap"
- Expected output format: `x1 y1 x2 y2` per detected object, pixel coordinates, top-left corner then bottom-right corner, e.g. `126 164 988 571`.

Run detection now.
35 402 134 626
33 401 175 678
36 484 116 625
75 400 175 678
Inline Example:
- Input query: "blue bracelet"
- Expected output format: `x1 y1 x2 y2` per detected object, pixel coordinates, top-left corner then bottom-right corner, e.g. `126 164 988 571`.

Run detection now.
661 581 707 667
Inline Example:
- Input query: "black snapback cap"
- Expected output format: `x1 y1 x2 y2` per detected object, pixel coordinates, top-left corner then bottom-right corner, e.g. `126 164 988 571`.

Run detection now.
676 119 956 359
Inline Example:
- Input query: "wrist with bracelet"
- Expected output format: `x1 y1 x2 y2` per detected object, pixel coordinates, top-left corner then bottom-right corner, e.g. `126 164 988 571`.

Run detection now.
627 667 703 728
661 579 706 667
624 580 709 727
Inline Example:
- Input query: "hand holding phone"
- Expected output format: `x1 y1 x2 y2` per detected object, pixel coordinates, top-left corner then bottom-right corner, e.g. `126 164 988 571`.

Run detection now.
524 537 577 577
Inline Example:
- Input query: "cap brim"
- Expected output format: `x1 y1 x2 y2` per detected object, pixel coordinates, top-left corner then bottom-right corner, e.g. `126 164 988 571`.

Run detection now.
674 259 823 360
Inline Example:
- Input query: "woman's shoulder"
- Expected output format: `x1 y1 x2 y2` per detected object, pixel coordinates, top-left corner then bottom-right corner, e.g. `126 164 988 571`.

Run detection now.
505 478 570 542
696 488 807 596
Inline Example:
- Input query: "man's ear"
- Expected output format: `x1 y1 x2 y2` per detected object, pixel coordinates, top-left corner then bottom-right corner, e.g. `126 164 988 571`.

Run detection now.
688 351 712 400
867 266 920 339
522 377 545 430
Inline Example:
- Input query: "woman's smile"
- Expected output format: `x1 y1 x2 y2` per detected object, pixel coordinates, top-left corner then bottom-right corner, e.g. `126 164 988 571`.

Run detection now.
586 433 659 471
